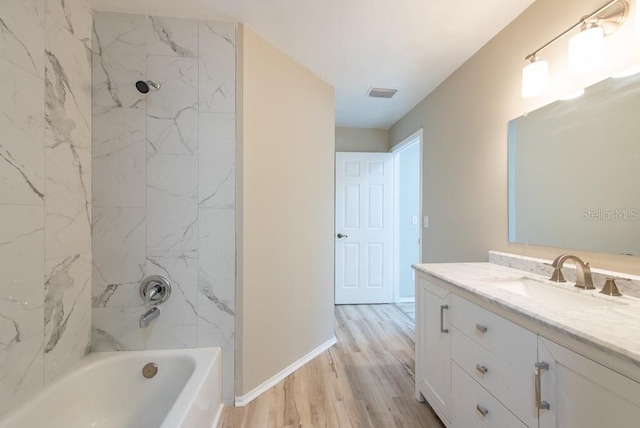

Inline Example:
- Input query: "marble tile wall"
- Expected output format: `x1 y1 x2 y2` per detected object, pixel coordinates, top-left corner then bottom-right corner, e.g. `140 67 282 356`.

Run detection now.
91 12 236 402
0 0 92 416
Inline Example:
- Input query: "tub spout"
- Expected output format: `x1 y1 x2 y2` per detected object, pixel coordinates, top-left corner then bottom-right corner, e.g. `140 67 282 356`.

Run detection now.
139 306 161 328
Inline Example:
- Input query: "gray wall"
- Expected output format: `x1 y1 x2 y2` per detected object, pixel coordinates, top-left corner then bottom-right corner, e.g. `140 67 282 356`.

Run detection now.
390 0 640 274
90 12 237 402
336 127 390 152
0 0 92 416
398 143 421 298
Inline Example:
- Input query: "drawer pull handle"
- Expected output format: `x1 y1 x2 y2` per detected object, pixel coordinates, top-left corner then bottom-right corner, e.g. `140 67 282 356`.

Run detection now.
535 361 551 410
476 323 488 334
475 364 488 375
440 304 449 333
476 404 489 417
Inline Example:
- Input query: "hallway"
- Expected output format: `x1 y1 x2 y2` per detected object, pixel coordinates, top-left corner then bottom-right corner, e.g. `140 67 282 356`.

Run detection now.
219 304 443 427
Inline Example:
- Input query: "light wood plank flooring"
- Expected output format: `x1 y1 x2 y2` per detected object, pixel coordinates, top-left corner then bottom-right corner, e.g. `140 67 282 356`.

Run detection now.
395 302 415 321
219 304 444 427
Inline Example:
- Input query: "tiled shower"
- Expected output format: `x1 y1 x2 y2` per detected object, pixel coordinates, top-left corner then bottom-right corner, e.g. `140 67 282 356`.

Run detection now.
90 12 236 401
0 0 237 414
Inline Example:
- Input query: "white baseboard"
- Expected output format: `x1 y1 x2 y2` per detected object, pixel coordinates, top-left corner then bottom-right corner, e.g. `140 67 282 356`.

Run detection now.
397 297 415 304
234 336 337 407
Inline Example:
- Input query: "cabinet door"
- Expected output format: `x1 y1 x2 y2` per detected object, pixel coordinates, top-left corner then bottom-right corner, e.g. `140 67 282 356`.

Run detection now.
538 337 640 428
416 276 451 426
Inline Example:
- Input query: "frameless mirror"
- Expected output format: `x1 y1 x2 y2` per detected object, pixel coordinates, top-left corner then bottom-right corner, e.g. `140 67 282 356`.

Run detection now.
508 70 640 256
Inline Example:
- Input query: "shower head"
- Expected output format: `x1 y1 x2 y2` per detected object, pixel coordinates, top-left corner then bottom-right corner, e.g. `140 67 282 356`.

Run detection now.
135 80 161 94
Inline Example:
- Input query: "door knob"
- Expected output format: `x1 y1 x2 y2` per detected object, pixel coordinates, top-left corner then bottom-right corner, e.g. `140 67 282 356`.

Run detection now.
337 233 348 238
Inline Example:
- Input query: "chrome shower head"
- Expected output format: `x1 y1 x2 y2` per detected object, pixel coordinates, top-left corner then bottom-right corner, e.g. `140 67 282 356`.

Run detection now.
135 80 161 94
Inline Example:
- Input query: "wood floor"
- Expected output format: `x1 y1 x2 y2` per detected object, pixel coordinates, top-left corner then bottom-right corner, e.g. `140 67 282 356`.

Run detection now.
395 302 415 321
218 304 444 428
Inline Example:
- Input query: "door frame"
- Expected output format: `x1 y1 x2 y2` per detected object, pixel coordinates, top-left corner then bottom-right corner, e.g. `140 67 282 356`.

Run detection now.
391 129 423 303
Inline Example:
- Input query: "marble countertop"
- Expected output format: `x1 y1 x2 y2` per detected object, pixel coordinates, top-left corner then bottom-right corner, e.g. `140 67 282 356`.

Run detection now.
413 262 640 371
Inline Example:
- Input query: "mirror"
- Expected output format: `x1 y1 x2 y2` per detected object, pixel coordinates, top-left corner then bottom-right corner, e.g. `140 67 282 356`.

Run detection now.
508 71 640 256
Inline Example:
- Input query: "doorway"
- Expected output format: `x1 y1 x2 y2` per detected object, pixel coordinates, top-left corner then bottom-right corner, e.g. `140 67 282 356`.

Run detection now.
392 130 422 318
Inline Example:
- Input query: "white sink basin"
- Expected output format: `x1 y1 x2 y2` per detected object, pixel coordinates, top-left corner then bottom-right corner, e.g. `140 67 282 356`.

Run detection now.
479 277 624 308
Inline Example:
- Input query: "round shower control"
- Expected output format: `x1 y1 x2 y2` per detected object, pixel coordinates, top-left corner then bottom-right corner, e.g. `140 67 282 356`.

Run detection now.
139 275 172 305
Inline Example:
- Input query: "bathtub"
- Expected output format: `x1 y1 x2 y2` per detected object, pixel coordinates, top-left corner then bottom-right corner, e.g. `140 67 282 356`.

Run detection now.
0 347 222 428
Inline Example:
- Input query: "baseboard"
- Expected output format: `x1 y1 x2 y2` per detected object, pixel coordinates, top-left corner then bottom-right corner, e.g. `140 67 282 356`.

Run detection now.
234 336 337 407
397 297 415 303
211 403 224 428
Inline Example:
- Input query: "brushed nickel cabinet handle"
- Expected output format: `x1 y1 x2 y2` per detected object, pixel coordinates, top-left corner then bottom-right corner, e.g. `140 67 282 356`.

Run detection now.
476 323 488 334
476 404 489 417
475 364 488 375
535 361 550 410
440 304 449 333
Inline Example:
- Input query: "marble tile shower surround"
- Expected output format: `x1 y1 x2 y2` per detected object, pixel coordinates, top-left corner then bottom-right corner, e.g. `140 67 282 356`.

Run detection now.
91 12 236 402
489 251 640 298
0 0 92 416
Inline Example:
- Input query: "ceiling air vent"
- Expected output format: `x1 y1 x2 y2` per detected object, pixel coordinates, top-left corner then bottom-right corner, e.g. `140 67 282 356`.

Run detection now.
368 87 397 99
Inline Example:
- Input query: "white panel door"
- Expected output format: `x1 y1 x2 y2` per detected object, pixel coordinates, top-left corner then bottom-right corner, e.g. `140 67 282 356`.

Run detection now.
335 152 393 304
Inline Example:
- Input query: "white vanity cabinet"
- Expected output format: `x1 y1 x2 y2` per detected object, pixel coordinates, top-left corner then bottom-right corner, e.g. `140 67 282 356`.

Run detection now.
416 276 452 427
450 295 537 427
537 337 640 428
414 269 640 428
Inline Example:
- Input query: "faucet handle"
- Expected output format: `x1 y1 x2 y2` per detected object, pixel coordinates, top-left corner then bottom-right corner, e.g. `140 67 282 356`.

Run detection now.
600 277 624 296
140 275 172 305
600 276 630 296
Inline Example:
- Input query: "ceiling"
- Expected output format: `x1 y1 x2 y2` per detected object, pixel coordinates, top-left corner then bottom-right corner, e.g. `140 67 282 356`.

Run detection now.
87 0 536 129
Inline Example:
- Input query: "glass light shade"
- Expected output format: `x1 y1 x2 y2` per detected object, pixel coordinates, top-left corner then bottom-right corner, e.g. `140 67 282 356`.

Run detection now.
568 26 604 73
521 60 549 98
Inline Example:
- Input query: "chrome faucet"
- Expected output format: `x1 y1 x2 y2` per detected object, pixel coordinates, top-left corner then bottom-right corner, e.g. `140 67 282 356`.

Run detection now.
138 276 170 328
549 254 595 290
139 306 161 328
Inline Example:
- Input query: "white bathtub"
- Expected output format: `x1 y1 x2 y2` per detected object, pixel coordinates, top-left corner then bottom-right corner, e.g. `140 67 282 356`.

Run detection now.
0 347 222 428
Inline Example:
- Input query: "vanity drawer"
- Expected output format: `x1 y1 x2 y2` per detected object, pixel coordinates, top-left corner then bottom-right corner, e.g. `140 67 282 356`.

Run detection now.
451 395 481 428
452 362 528 428
452 327 536 427
451 294 536 374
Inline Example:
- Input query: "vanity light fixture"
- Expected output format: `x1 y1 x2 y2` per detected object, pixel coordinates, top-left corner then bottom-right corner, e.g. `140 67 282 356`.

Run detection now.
522 0 629 98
